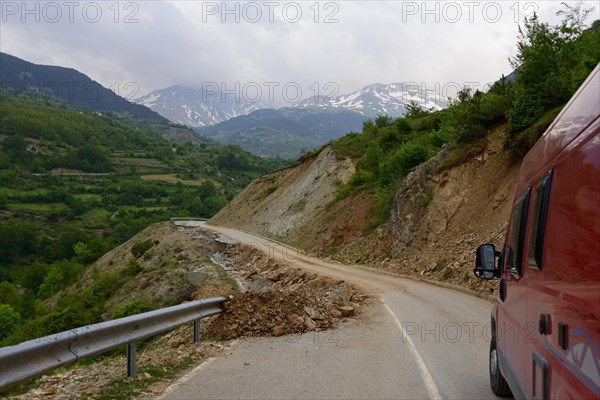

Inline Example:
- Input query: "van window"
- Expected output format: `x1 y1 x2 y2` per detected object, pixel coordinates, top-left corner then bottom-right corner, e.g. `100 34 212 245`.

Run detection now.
507 189 531 276
528 171 553 270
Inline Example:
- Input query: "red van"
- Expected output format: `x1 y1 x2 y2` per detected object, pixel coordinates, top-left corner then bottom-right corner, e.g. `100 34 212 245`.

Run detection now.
474 64 600 399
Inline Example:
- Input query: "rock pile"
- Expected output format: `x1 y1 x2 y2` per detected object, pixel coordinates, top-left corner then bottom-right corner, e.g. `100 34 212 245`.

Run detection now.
205 244 371 340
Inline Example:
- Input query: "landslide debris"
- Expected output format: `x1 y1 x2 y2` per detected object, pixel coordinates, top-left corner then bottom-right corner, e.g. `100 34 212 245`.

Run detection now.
202 243 372 340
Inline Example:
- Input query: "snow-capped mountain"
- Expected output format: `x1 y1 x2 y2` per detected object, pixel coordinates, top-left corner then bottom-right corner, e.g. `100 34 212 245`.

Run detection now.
135 85 270 128
292 82 448 118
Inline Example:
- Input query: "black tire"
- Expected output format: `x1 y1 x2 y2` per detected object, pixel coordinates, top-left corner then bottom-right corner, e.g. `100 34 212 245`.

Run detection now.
490 335 513 397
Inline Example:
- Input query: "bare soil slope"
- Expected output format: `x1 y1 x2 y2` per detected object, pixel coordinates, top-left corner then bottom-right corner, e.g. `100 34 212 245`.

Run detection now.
211 146 356 239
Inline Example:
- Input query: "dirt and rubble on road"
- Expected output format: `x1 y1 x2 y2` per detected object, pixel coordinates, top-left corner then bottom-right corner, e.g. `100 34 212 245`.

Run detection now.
196 240 373 340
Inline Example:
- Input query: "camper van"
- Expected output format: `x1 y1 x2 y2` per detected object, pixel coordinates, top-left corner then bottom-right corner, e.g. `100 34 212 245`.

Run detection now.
473 64 600 399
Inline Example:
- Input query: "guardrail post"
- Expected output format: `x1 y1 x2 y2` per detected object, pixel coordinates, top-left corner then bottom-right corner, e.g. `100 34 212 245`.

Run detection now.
127 342 137 378
193 320 201 343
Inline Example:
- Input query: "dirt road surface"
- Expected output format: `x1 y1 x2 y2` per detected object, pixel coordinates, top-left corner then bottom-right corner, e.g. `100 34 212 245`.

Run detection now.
161 222 496 400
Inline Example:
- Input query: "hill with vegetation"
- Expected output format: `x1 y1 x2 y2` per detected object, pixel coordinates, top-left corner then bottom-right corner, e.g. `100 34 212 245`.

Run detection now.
0 91 286 345
0 52 165 121
212 5 600 288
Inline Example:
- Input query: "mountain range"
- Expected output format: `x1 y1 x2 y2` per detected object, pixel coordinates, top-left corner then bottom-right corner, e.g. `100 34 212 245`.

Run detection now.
135 85 269 127
138 83 449 158
195 108 366 159
291 82 448 118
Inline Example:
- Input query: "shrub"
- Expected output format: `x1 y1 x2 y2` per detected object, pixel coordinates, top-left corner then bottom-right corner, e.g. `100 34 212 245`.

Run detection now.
122 259 143 277
131 239 155 258
441 267 454 280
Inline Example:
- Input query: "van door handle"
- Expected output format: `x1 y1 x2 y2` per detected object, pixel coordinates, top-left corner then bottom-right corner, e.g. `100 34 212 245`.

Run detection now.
539 314 551 335
499 277 506 302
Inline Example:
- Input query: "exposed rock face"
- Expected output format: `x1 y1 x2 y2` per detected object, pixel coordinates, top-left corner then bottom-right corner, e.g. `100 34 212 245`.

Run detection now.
386 132 521 291
388 145 452 257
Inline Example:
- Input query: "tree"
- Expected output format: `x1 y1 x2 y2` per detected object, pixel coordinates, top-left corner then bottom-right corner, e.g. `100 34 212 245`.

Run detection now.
198 180 218 200
74 145 112 172
508 3 599 132
375 114 393 128
1 134 28 162
405 101 429 119
0 192 7 210
394 118 413 135
0 304 21 341
37 260 81 299
0 282 19 306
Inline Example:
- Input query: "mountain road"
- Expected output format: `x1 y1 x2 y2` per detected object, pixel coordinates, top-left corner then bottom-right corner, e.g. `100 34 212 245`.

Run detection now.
161 222 496 400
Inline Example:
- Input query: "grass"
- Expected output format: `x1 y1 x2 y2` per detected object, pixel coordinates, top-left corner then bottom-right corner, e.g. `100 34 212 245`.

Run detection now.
331 131 369 159
8 202 68 212
441 267 454 280
324 247 338 257
73 194 102 200
261 184 279 199
83 208 111 218
417 188 433 208
1 187 48 196
141 174 208 186
95 357 197 400
288 198 307 213
110 157 167 167
204 257 239 291
463 271 471 282
506 106 562 159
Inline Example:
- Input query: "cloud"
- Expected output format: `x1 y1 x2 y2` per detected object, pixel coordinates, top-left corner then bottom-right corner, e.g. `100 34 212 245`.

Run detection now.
1 1 598 105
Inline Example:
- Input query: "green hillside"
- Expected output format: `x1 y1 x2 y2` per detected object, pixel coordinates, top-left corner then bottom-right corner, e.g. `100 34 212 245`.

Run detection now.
0 92 286 345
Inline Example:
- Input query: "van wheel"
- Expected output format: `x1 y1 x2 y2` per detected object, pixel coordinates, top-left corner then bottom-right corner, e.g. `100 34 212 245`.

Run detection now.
490 336 512 397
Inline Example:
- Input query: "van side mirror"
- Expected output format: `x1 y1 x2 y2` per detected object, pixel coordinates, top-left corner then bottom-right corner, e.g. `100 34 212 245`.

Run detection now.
474 244 501 280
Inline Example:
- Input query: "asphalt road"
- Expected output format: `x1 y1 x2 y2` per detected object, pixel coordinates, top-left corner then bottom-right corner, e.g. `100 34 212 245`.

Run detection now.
162 222 497 400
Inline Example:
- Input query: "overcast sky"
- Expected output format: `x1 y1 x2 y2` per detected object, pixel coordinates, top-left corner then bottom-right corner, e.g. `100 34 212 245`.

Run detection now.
1 1 598 106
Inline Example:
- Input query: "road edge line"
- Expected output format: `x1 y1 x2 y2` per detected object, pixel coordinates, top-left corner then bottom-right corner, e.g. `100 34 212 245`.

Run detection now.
383 302 442 400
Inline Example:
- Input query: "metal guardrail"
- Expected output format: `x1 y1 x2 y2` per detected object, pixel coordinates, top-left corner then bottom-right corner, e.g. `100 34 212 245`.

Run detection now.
0 296 232 391
170 217 209 223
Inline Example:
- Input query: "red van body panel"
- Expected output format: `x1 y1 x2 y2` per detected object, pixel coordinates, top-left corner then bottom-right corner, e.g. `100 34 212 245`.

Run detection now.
492 65 600 399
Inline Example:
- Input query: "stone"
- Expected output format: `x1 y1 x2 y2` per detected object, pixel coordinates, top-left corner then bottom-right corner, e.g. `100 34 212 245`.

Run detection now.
167 336 186 348
304 316 317 330
41 385 55 395
304 307 323 320
338 306 355 317
272 326 285 336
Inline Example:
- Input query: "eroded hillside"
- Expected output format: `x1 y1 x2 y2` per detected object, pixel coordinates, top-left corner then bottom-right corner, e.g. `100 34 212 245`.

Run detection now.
211 146 356 238
210 128 521 293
